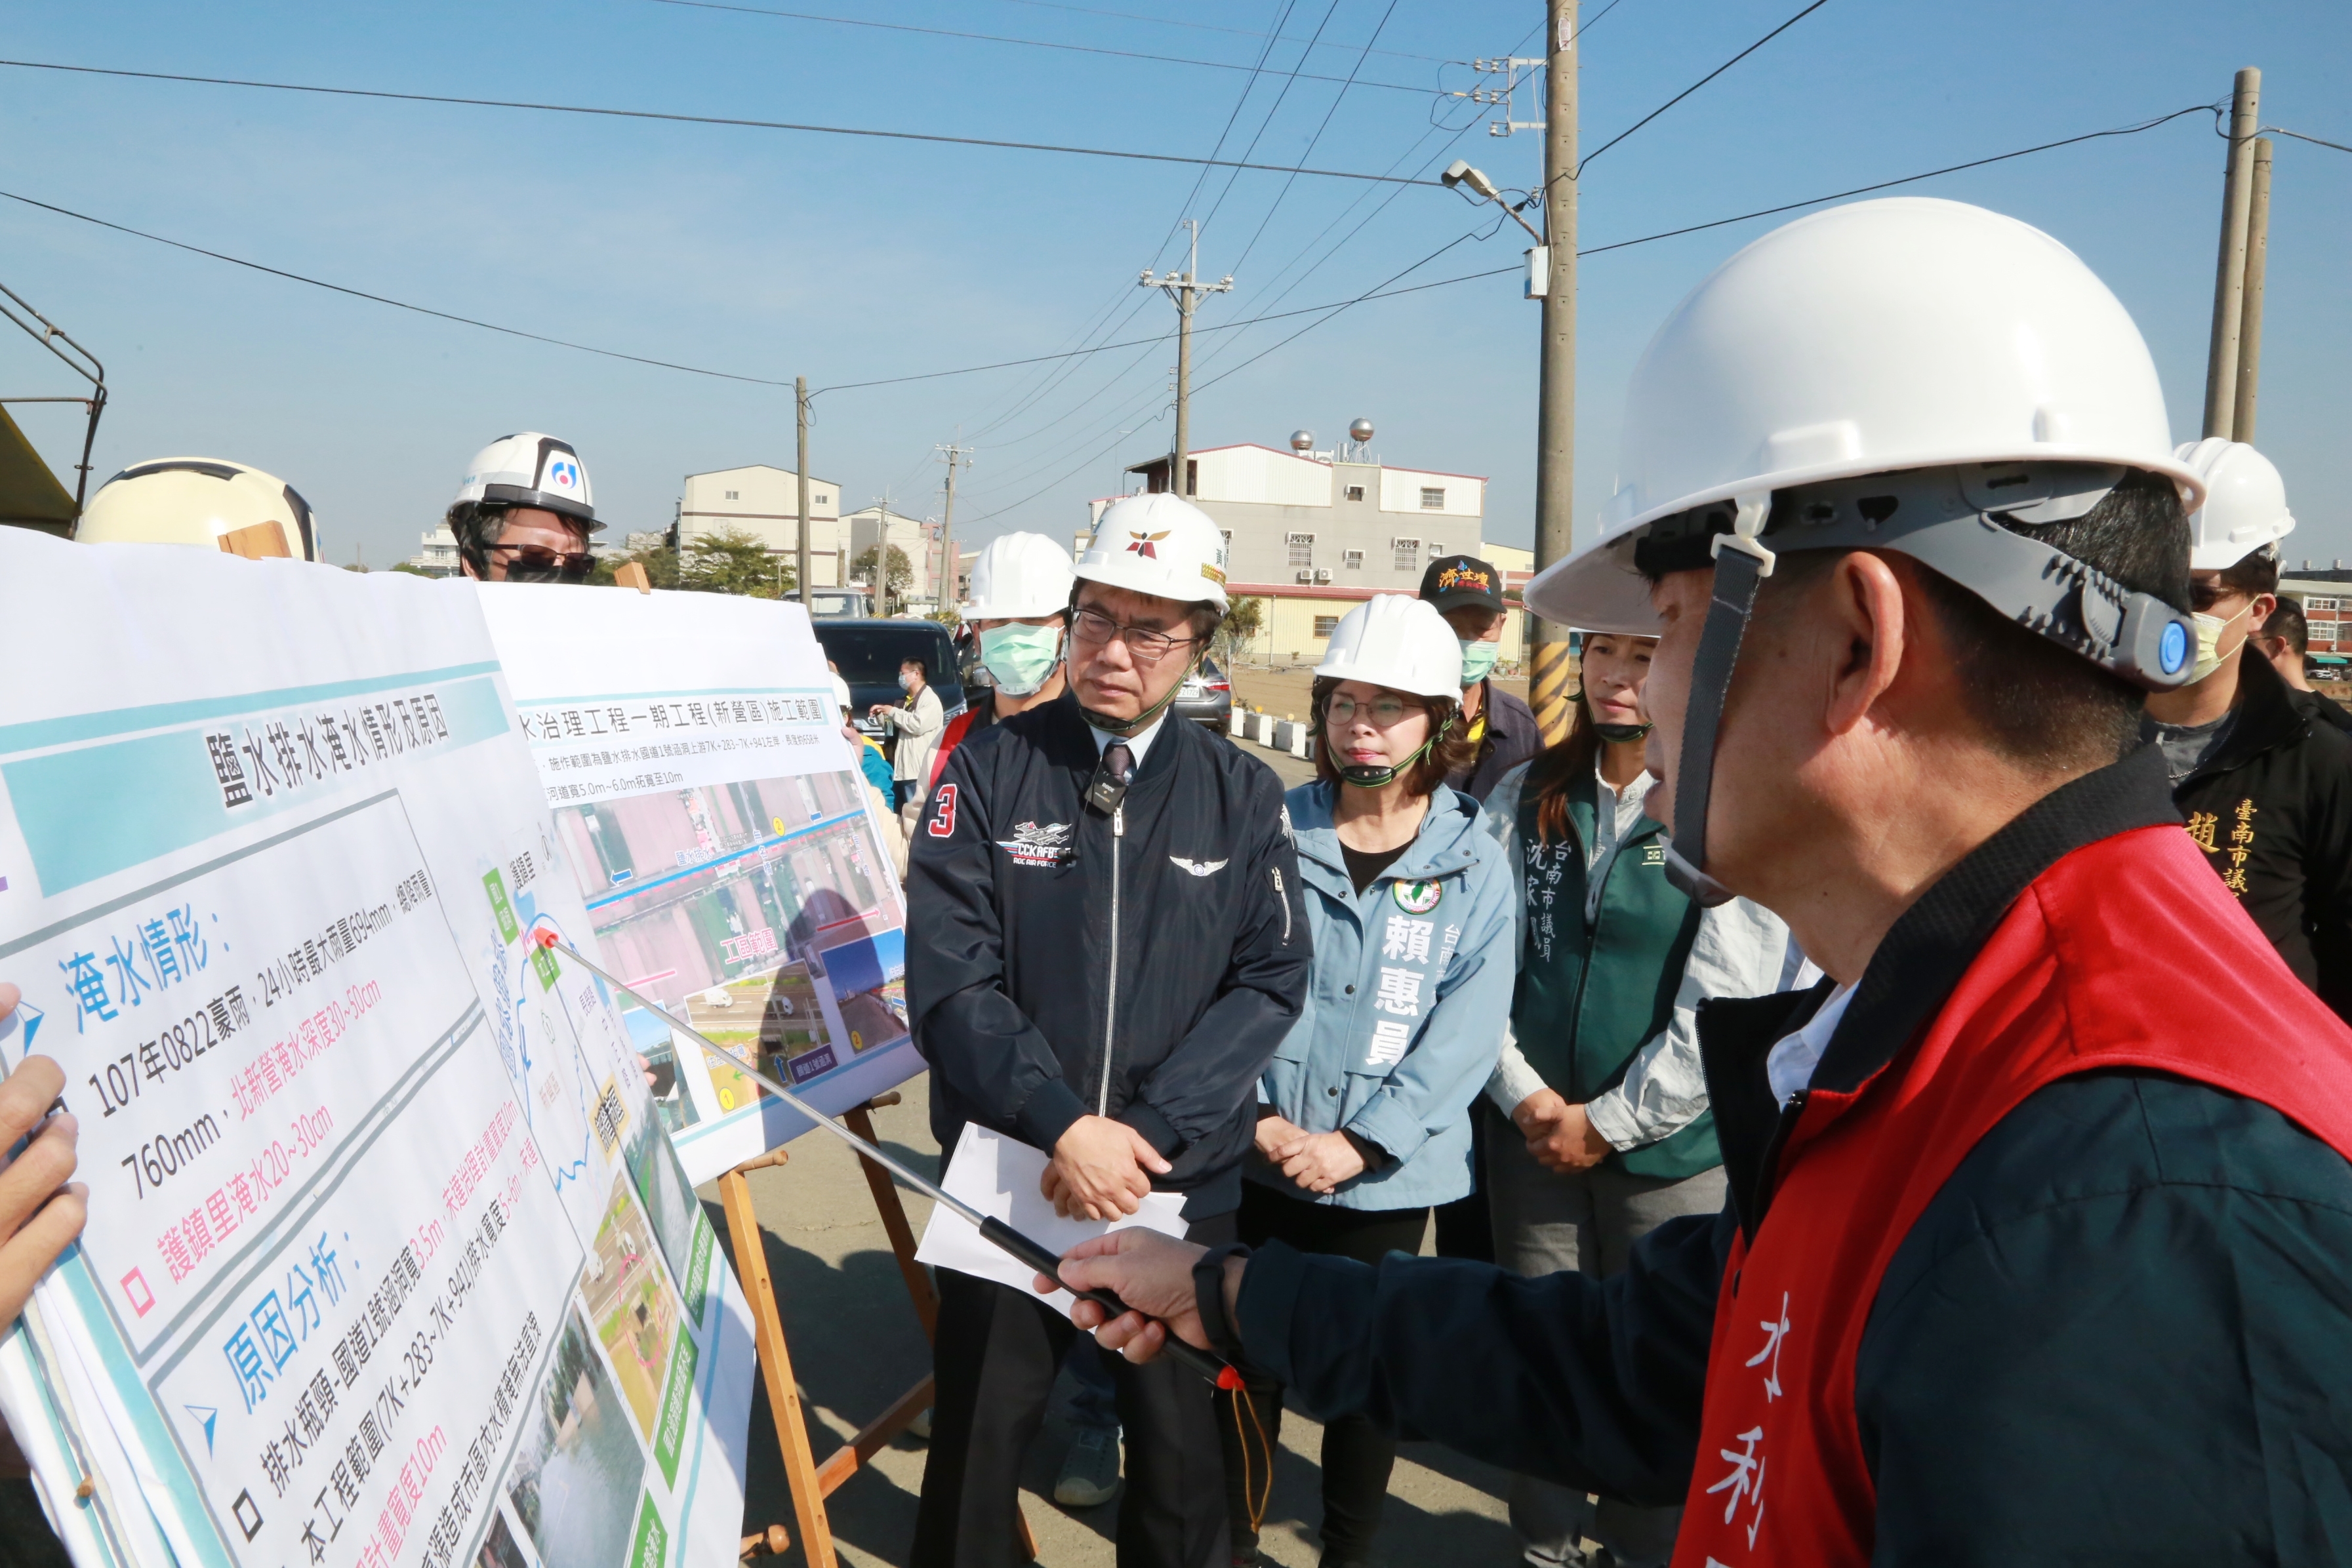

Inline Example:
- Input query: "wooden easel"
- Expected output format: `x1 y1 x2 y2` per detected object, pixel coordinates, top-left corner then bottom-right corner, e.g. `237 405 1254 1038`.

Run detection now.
720 1089 1039 1567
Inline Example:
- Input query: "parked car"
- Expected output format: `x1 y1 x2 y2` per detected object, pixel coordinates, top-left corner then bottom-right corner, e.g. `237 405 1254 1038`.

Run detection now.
1173 655 1234 731
811 618 967 741
807 586 875 619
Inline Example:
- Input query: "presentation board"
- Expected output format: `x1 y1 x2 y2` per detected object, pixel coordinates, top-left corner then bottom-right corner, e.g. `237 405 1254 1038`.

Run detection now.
473 586 922 1186
0 535 753 1568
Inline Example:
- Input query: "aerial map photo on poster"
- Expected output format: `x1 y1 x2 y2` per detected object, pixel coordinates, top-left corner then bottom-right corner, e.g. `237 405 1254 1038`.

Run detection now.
474 585 920 1184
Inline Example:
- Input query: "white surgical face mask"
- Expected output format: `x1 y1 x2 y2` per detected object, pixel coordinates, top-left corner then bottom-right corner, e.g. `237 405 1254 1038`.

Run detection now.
979 622 1064 696
2188 602 2252 684
898 672 915 693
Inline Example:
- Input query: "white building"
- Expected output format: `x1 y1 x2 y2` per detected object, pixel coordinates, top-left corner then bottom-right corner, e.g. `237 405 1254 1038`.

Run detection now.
679 464 849 583
839 504 938 605
1110 435 1527 666
405 523 460 576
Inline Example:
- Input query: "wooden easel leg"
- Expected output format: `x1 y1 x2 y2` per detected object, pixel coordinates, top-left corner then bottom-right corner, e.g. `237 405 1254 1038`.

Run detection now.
842 1104 940 1340
721 1164 839 1568
843 1098 1036 1561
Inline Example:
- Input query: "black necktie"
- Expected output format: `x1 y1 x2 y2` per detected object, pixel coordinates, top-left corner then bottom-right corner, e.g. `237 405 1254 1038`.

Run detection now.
1103 741 1134 788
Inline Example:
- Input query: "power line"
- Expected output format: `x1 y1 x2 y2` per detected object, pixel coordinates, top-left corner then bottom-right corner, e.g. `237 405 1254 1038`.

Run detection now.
1196 0 1345 240
0 105 2216 405
2264 125 2352 155
1228 0 1404 276
0 58 1444 186
645 0 1432 93
0 185 798 386
1577 0 1832 176
977 0 1448 64
1576 102 2220 255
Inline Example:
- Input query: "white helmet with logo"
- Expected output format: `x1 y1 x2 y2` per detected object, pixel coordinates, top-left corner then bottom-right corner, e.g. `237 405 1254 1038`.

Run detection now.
1520 199 2203 909
2176 438 2294 571
1528 197 2200 636
78 457 321 561
963 531 1076 619
449 432 600 530
1075 492 1228 611
1314 595 1463 699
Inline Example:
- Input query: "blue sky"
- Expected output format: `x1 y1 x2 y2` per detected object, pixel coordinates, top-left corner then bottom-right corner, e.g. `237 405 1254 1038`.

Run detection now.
1 0 2345 571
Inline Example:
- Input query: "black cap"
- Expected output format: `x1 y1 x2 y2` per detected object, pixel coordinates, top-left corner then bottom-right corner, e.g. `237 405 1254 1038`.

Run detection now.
1419 554 1504 613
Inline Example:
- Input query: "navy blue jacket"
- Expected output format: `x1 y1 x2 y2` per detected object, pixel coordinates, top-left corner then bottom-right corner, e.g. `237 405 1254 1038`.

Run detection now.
908 694 1310 1216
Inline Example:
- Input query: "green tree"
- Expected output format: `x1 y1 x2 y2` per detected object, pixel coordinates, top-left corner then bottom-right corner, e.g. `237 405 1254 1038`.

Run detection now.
590 543 679 589
679 527 790 598
1214 596 1263 664
388 561 434 577
851 542 914 598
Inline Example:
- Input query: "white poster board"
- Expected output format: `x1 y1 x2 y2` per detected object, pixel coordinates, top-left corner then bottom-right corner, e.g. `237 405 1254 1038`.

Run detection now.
0 535 752 1568
473 586 922 1186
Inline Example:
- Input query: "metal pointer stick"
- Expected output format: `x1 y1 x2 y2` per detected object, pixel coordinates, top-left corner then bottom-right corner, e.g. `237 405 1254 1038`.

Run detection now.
530 926 1240 1388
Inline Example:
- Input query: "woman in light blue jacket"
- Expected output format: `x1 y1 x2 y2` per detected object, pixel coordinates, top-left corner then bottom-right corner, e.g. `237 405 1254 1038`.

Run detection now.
1219 596 1514 1567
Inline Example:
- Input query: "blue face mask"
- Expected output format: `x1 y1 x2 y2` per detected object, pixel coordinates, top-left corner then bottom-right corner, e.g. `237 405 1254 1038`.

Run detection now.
979 622 1064 696
1459 638 1501 687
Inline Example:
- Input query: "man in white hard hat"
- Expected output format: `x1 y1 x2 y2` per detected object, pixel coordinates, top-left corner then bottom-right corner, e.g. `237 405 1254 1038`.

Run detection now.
1045 200 2352 1563
927 531 1078 790
447 432 599 582
2142 439 2352 1020
78 458 322 561
906 492 1310 1568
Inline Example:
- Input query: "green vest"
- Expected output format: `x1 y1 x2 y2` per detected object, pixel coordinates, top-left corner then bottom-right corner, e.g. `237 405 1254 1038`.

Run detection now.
1511 774 1719 1178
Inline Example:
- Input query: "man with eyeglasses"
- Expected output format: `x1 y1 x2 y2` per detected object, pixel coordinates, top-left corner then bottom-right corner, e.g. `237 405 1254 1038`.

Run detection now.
906 492 1310 1568
2145 439 2352 1022
447 432 600 583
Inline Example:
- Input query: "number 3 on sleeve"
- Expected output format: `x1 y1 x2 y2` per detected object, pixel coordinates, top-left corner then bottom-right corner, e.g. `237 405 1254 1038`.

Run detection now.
927 783 958 838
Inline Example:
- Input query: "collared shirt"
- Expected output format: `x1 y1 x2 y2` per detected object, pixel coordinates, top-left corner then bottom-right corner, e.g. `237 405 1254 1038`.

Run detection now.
1090 712 1169 768
1584 759 1656 921
1765 980 1854 1106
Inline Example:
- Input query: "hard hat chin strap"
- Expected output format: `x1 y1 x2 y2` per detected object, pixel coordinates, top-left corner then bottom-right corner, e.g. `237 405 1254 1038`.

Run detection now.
1078 654 1194 737
1659 506 1774 909
1326 714 1453 790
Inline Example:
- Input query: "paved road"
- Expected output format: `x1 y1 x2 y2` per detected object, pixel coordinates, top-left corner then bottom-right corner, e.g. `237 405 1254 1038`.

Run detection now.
713 1072 1522 1566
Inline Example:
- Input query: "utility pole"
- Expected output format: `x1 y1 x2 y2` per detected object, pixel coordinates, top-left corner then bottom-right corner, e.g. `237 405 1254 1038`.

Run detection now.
2233 135 2274 443
936 443 972 611
1140 220 1232 497
1529 0 1579 744
2203 66 2261 439
874 491 890 618
795 376 812 609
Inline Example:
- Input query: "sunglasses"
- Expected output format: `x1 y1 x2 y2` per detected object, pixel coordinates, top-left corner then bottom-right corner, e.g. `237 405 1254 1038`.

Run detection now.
494 544 597 583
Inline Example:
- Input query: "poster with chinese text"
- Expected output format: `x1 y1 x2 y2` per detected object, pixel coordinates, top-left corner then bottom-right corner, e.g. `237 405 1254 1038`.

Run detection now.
0 533 754 1568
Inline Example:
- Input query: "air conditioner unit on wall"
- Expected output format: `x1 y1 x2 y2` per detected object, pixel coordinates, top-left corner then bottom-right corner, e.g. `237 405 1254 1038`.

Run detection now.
1313 569 1332 584
1295 570 1313 583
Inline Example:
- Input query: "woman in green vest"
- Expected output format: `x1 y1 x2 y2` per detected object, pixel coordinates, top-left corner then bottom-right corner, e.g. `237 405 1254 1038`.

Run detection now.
1479 630 1802 1568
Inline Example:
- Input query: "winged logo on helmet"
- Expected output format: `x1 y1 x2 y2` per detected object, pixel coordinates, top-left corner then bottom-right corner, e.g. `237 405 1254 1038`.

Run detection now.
1125 530 1173 559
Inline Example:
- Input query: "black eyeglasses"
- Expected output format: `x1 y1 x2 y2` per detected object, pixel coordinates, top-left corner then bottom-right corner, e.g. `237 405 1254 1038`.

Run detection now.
1069 605 1196 664
494 544 597 583
2188 580 2245 613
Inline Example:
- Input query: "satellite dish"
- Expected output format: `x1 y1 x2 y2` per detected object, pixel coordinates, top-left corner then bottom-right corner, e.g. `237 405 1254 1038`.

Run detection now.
1348 418 1375 443
1289 430 1315 452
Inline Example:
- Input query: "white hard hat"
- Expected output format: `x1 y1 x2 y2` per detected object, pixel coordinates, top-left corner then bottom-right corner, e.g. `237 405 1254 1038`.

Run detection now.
829 673 853 713
449 432 600 531
963 531 1076 619
1075 492 1229 611
1528 198 2202 633
79 458 321 562
2176 438 2294 571
1314 595 1462 700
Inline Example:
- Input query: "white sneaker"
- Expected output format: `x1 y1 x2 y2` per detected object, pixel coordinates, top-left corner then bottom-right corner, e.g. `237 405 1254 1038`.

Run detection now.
1053 1426 1122 1508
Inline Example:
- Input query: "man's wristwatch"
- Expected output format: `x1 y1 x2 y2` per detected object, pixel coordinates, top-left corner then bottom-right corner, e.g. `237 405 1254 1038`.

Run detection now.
1192 1242 1253 1370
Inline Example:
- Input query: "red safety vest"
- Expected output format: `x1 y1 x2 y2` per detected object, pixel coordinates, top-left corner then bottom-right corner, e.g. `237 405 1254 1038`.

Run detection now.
1673 824 2352 1567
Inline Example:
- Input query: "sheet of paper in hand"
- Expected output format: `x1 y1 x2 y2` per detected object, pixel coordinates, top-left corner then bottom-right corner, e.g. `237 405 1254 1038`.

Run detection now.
0 534 751 1568
473 585 918 1184
914 1127 1188 1319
